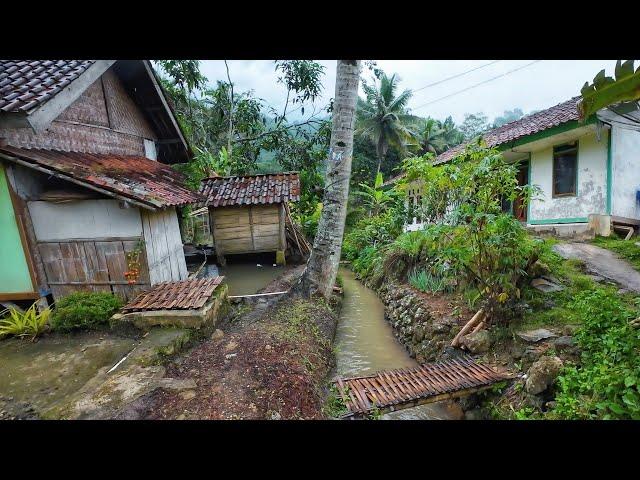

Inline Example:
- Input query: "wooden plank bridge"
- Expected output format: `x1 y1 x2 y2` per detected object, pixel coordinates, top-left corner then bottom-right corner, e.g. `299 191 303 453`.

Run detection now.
334 356 513 418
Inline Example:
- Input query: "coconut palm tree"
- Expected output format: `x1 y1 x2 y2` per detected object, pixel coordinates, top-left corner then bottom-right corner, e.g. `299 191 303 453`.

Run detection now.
356 73 417 174
440 116 465 150
413 118 447 155
296 60 362 298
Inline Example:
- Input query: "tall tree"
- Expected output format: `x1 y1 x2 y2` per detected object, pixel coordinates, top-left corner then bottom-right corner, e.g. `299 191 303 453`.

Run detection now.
492 108 524 128
295 60 361 298
413 117 447 155
355 72 416 174
459 112 490 141
440 116 464 150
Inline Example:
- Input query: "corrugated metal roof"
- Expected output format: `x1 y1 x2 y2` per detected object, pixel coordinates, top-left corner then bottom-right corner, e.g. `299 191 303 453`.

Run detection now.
199 172 300 208
0 146 202 209
0 60 95 113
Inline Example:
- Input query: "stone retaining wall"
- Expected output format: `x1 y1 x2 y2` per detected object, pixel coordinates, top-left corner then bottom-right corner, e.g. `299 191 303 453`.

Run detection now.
377 282 458 363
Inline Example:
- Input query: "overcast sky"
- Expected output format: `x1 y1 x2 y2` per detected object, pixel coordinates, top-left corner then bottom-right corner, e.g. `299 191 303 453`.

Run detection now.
199 60 619 124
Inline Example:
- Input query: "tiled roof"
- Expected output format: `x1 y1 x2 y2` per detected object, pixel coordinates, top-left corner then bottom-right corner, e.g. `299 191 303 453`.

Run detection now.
200 172 300 208
0 146 202 209
0 60 95 113
435 96 581 164
385 96 582 185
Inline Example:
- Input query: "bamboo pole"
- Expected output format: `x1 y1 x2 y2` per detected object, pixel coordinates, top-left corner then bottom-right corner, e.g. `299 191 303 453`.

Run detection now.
451 308 485 348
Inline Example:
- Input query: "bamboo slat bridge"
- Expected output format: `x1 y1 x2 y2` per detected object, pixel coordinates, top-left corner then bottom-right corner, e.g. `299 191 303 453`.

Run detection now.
334 356 513 418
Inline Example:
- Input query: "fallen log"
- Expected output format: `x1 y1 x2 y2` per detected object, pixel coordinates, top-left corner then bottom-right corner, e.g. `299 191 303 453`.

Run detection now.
451 308 485 348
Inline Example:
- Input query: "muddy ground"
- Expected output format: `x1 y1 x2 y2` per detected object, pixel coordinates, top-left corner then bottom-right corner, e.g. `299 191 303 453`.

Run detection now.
116 266 341 420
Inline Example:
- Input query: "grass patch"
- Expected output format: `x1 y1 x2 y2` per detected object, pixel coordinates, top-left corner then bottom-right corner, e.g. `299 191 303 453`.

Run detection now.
271 299 331 350
592 234 640 271
517 240 637 330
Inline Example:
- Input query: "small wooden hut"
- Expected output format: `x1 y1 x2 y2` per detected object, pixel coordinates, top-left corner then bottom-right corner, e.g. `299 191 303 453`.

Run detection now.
199 173 300 265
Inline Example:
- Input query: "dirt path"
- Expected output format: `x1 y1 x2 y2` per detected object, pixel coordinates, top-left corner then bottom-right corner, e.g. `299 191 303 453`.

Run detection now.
553 242 640 293
115 265 340 420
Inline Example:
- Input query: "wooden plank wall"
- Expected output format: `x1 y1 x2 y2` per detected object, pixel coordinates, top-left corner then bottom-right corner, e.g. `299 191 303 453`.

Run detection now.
37 237 150 301
141 207 188 284
211 204 282 255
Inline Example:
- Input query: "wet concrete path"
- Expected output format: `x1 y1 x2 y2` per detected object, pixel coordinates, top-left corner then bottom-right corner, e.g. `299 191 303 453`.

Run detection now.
553 242 640 293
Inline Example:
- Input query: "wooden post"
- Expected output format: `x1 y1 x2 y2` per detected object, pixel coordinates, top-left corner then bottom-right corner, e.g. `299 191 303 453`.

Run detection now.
276 203 286 265
209 207 226 266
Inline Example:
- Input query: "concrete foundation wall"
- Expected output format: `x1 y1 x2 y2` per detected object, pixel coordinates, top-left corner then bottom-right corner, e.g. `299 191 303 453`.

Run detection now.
611 125 640 221
529 129 608 223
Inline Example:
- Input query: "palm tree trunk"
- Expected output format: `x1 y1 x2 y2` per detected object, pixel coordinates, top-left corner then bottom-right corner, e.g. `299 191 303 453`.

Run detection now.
294 60 361 298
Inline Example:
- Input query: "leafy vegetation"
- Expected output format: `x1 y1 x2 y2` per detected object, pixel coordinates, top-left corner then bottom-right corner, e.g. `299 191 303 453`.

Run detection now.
323 383 350 418
408 269 451 293
579 60 640 120
355 172 397 217
552 290 640 419
50 291 124 332
0 304 51 341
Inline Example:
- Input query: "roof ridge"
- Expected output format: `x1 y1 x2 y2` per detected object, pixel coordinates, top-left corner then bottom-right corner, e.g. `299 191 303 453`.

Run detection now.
489 95 580 132
203 171 300 181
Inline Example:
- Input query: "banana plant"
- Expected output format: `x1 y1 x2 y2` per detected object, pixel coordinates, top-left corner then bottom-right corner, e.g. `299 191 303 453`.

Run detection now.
578 60 640 120
356 171 397 216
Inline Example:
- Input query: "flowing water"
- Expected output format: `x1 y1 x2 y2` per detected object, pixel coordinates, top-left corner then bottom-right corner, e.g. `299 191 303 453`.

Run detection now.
335 268 454 420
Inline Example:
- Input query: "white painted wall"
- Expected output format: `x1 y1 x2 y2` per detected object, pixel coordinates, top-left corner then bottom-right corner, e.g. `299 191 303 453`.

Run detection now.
28 199 143 241
611 125 640 220
529 129 608 222
141 207 187 284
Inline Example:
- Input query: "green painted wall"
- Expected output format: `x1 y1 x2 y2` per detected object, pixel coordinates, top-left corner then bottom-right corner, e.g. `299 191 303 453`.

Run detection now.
0 164 34 294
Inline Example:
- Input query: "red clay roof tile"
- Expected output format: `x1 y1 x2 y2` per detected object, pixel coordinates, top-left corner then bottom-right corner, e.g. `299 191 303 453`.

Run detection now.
0 60 95 113
434 96 581 164
199 172 300 208
385 96 582 185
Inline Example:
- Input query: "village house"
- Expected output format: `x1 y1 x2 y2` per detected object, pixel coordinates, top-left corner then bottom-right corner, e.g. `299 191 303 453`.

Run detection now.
0 60 201 305
199 172 300 266
398 96 640 237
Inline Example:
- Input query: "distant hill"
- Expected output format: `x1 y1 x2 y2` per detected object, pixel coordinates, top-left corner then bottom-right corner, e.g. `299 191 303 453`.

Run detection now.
253 112 329 174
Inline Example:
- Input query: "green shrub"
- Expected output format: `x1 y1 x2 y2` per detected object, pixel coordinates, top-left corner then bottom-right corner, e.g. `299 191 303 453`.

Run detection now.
0 303 51 341
553 290 640 419
351 246 384 285
51 291 124 332
342 208 403 262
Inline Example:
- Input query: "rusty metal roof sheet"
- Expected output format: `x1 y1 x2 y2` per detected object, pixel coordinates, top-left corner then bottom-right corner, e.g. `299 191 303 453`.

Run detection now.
122 277 224 312
0 60 95 113
199 172 300 208
0 146 202 209
335 356 513 417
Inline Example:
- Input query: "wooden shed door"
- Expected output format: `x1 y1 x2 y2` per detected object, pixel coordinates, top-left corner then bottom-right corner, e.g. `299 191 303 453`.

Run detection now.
0 164 35 298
